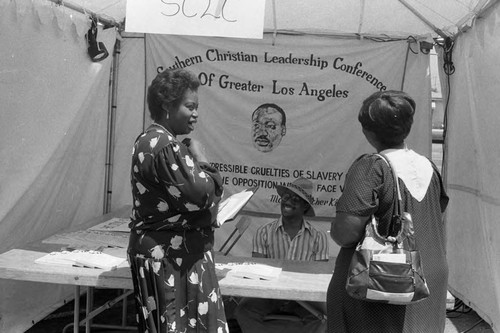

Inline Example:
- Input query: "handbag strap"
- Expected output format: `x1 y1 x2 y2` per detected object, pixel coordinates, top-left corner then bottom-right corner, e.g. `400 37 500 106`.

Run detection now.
375 153 403 236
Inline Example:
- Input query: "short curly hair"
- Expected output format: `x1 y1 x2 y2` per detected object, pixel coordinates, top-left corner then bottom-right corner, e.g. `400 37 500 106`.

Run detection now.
358 90 416 147
147 68 200 121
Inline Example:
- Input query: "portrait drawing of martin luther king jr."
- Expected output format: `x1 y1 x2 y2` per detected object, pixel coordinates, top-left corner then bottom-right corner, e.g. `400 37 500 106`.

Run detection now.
251 103 286 153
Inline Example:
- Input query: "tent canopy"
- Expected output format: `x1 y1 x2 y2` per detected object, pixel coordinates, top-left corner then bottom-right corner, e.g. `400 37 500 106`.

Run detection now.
52 0 497 39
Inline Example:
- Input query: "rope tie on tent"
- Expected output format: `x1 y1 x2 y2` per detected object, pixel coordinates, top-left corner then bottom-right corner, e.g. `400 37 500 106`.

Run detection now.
400 36 419 91
358 0 366 39
440 37 455 141
442 37 455 75
271 0 277 45
435 36 454 181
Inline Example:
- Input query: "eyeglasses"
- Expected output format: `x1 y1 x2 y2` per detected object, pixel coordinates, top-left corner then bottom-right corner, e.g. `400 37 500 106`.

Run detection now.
281 192 303 204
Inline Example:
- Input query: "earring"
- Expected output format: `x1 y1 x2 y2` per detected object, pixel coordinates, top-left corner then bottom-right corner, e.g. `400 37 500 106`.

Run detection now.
162 104 169 120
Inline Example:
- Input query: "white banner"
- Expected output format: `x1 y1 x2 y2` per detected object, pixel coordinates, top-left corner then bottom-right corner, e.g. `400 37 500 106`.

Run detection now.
146 34 430 218
126 0 266 39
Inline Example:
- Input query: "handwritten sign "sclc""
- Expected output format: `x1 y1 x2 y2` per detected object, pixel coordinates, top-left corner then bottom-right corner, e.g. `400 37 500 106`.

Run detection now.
125 0 266 39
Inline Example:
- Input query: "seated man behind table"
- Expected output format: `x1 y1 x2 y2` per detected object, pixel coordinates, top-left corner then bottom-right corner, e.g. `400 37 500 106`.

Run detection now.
234 177 330 333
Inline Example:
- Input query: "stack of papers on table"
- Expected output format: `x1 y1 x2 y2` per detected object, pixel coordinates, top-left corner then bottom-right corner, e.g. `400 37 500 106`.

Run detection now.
35 250 127 270
88 217 130 232
218 262 282 281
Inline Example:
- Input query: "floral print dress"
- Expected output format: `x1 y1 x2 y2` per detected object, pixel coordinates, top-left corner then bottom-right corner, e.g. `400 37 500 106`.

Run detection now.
128 123 228 333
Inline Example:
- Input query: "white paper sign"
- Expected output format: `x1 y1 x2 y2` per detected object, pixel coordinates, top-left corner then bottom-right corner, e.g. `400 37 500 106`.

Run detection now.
125 0 266 39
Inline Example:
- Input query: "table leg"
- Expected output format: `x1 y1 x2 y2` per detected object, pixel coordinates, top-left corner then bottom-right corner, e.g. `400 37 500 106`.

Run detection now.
121 289 127 326
73 286 80 333
297 301 327 321
86 287 93 333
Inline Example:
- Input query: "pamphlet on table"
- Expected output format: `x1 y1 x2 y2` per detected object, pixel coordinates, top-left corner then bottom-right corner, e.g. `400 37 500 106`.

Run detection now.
216 261 282 281
35 250 127 270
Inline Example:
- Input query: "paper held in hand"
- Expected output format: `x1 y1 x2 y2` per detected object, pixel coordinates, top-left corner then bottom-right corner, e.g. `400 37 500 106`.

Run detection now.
35 250 127 270
216 187 257 226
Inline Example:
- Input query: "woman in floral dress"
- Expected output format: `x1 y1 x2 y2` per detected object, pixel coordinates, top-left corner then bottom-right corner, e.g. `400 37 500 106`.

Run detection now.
128 68 228 333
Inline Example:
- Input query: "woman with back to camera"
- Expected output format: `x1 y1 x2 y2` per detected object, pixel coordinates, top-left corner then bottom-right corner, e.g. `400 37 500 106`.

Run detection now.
128 68 228 333
327 90 449 332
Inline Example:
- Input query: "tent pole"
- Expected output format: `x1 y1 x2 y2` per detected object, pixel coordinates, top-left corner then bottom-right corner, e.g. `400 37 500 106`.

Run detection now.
456 0 500 33
47 0 122 29
398 0 449 39
103 39 121 214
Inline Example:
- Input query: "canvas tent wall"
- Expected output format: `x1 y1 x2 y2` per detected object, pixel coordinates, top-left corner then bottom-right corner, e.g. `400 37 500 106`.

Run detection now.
0 2 119 331
440 3 500 329
1 0 499 332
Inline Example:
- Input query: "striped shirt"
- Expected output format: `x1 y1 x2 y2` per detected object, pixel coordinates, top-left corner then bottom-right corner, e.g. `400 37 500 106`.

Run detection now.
252 217 329 261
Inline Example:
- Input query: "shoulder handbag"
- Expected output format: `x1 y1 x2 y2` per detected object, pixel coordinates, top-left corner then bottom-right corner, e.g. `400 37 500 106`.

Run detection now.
345 153 430 304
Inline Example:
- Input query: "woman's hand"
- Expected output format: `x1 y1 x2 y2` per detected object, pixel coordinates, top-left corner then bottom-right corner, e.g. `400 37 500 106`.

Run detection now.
182 138 208 163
